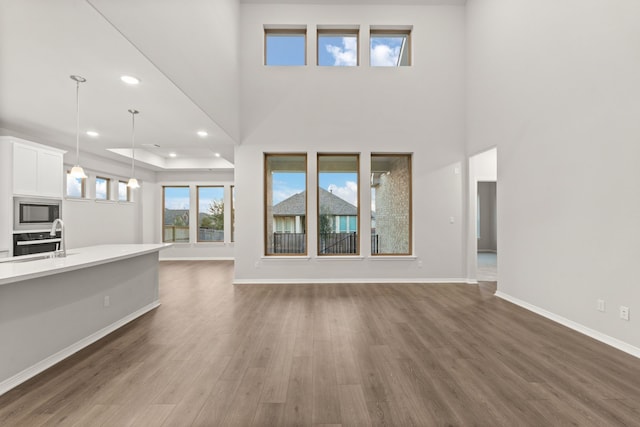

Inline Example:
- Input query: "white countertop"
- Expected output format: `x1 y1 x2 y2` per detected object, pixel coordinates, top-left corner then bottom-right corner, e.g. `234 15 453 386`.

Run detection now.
0 244 172 286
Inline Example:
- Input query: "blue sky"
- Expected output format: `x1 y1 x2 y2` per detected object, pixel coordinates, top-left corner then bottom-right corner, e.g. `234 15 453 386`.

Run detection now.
266 33 403 66
164 187 190 210
164 186 224 212
265 34 306 65
318 35 358 66
273 172 358 206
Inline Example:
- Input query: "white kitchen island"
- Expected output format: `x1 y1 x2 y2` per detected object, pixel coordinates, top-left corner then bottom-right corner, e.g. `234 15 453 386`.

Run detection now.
0 244 171 395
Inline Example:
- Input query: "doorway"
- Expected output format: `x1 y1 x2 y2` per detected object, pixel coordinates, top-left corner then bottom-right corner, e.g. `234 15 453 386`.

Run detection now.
468 147 497 283
477 181 497 281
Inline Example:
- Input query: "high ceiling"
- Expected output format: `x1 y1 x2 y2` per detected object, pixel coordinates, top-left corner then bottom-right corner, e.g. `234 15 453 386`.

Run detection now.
0 0 236 172
0 0 465 173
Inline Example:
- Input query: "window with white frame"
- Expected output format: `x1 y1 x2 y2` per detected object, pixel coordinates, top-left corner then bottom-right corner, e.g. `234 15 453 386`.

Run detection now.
317 28 359 66
317 154 359 256
163 186 190 243
66 171 86 198
95 176 110 200
369 28 411 67
265 28 307 66
370 154 412 255
197 186 224 242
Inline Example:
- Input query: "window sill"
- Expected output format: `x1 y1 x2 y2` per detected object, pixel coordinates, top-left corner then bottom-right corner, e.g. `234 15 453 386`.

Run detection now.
261 256 311 260
64 197 90 202
368 255 417 260
95 199 116 204
315 256 364 261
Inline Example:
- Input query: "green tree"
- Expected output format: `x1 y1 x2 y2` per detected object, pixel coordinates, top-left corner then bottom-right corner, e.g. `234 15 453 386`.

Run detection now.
319 208 334 235
173 213 188 227
208 200 224 230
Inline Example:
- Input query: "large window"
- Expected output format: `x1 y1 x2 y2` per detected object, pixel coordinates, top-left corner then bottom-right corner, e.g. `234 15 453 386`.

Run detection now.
95 177 110 200
317 154 359 255
370 154 412 255
317 29 359 66
370 29 411 67
163 186 190 243
118 181 131 202
66 171 86 198
265 28 307 66
265 154 307 255
197 186 224 242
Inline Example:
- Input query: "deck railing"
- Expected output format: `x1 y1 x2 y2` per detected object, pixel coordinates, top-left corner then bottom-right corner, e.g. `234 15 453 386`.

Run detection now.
270 232 380 254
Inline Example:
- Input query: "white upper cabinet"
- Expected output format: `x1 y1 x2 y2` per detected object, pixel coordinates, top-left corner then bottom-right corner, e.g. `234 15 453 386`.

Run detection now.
36 150 64 197
8 138 65 198
12 144 39 195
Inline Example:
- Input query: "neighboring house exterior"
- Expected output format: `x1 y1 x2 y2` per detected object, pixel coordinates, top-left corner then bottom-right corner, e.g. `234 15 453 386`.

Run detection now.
272 188 357 233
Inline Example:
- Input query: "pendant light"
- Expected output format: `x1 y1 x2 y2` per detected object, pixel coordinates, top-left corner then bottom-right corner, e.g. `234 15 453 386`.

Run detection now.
127 109 140 188
69 75 87 178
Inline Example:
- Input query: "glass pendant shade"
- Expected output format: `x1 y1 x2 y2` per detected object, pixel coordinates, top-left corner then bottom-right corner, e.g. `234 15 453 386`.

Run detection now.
127 177 140 189
69 165 87 179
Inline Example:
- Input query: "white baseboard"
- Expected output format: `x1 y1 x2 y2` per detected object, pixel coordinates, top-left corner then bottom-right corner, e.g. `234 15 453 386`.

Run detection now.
0 301 161 397
160 257 234 261
234 278 476 285
495 291 640 359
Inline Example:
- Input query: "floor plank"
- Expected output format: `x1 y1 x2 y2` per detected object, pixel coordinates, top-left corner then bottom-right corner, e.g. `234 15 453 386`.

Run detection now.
0 262 639 426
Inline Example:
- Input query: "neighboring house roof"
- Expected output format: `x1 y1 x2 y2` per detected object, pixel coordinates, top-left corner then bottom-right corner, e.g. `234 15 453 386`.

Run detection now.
273 188 357 216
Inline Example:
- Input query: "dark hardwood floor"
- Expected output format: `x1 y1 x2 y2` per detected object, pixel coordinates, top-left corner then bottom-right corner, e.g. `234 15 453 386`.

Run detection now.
1 261 639 426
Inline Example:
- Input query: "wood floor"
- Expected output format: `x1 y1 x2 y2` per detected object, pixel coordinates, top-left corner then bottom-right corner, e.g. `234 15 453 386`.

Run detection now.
1 261 640 426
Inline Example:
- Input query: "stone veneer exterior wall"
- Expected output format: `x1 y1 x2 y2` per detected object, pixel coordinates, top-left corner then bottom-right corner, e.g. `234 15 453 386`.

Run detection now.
374 156 411 254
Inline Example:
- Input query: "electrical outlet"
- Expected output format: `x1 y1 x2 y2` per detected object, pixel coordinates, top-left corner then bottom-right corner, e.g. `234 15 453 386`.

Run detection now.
104 296 110 307
619 306 629 321
597 299 605 312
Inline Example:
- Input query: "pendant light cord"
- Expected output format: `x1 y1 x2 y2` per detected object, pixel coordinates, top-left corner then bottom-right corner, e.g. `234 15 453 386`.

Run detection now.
75 79 80 165
131 111 135 177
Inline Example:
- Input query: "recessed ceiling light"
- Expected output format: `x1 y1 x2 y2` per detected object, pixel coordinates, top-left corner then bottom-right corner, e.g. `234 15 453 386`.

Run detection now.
86 130 99 137
214 152 221 157
120 75 140 85
169 152 177 158
197 130 208 137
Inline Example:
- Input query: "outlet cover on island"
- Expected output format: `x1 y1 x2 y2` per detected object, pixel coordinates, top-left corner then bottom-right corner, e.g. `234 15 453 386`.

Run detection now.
597 299 605 312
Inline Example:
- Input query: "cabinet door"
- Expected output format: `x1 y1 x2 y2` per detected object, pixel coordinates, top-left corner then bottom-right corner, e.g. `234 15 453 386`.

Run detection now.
38 151 63 198
13 144 38 195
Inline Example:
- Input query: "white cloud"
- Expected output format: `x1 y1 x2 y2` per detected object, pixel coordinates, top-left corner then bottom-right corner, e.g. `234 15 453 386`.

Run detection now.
66 177 82 198
370 43 400 67
96 180 107 199
326 37 358 66
165 197 190 210
328 181 358 206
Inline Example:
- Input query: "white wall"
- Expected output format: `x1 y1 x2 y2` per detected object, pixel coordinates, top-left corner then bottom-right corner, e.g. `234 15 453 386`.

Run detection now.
156 170 235 260
467 0 640 350
235 4 466 283
87 0 240 142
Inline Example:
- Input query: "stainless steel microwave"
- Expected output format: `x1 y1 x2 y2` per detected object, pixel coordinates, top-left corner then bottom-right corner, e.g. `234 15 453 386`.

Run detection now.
14 197 62 231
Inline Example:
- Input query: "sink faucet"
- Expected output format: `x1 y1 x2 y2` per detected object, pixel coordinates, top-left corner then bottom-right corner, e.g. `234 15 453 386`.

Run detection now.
50 218 66 258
